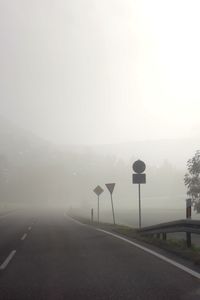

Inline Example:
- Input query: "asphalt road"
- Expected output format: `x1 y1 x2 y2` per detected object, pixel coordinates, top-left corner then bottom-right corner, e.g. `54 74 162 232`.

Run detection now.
0 210 199 300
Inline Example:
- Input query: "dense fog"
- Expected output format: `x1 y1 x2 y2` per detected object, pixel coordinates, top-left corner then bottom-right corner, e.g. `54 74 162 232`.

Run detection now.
1 1 200 225
1 117 200 226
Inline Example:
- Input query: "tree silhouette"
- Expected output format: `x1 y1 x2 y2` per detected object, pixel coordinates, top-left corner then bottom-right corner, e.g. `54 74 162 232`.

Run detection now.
184 150 200 213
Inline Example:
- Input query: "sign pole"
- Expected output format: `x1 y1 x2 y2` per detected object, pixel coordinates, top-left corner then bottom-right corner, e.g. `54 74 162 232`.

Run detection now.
110 193 116 225
93 185 104 225
132 160 146 229
98 195 99 224
138 183 141 229
105 183 116 226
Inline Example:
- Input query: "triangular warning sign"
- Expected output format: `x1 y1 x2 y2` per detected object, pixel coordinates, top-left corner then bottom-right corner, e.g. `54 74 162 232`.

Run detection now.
105 183 115 194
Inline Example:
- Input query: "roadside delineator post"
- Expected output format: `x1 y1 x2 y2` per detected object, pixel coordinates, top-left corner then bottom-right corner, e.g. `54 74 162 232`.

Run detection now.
186 198 192 219
91 208 94 224
186 198 192 248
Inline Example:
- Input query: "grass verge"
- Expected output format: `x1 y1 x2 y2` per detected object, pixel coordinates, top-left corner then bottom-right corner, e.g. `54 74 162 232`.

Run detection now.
71 214 200 266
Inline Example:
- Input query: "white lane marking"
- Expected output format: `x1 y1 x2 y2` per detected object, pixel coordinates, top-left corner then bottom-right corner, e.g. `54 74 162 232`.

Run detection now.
97 229 200 280
65 215 86 226
28 226 32 231
21 233 27 241
0 250 17 270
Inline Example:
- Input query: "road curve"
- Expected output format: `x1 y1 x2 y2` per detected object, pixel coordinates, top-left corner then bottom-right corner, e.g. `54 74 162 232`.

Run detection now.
0 210 199 300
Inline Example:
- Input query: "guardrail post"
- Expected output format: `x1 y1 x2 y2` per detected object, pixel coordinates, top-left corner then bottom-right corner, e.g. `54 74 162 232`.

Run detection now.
186 232 191 248
139 219 200 245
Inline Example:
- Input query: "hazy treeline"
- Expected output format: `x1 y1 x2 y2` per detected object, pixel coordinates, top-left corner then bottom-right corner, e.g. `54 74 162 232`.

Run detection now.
0 148 185 210
0 118 186 210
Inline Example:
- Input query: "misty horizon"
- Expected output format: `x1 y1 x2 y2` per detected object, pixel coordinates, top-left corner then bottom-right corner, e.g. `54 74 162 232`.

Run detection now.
0 0 200 226
1 1 200 146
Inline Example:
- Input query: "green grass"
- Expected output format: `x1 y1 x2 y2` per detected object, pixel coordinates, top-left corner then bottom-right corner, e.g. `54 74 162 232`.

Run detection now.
70 214 200 266
112 226 200 266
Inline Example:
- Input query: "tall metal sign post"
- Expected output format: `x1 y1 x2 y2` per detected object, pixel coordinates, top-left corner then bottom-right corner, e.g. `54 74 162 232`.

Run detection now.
132 160 146 229
105 183 116 225
93 185 104 223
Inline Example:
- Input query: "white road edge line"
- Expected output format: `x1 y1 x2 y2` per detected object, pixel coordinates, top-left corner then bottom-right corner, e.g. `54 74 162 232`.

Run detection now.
21 233 27 241
0 250 17 270
97 229 200 280
65 214 86 226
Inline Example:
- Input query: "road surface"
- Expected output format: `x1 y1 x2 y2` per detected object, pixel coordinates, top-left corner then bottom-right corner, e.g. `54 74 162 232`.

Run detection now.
0 210 199 299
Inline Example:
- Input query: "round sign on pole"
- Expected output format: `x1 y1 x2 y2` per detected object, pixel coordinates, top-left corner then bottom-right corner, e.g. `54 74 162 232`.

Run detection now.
132 160 146 174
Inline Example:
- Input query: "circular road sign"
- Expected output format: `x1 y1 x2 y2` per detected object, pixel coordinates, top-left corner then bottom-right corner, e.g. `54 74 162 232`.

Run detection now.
132 160 146 174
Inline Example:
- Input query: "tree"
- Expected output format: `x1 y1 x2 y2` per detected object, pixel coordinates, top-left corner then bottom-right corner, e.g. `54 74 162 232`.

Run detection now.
184 150 200 213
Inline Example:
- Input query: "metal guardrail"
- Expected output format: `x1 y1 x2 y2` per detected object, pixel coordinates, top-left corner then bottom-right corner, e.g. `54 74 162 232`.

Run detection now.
139 219 200 234
138 219 200 247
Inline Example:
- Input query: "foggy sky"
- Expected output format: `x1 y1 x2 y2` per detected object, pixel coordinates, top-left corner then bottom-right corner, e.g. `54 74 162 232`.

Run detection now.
1 0 200 145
